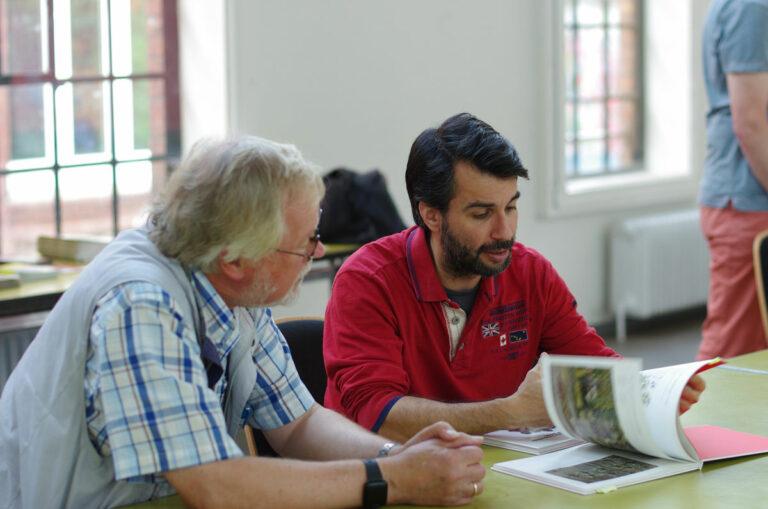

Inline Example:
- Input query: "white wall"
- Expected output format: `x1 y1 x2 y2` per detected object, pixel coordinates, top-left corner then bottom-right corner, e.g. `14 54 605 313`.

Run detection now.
215 0 710 324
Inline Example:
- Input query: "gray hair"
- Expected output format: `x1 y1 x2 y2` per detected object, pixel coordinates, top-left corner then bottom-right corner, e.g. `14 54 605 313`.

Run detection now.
149 135 324 271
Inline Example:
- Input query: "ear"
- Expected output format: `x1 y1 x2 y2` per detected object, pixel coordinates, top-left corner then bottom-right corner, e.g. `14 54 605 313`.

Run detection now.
418 202 443 234
215 251 252 283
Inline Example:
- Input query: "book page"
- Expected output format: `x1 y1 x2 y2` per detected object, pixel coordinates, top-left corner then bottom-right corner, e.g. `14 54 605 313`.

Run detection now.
640 359 722 461
542 355 667 458
492 443 700 495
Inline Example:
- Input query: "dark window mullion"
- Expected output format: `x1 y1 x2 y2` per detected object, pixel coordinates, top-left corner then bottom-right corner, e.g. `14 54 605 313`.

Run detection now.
1 154 175 175
572 0 580 176
0 72 166 87
636 0 645 162
163 0 181 158
46 0 61 236
106 0 118 236
602 0 610 171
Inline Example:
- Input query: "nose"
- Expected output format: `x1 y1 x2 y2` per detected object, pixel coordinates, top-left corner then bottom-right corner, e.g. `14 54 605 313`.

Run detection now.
314 240 326 259
491 211 516 240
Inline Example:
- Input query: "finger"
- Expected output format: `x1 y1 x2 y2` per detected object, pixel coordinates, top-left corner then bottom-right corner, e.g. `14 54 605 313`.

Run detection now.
687 374 706 392
440 433 484 448
465 463 486 481
456 481 483 502
406 421 454 446
679 399 692 414
681 385 701 404
453 444 484 464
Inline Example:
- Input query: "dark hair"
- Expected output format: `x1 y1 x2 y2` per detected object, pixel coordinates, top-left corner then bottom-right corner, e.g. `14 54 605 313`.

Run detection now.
405 112 528 228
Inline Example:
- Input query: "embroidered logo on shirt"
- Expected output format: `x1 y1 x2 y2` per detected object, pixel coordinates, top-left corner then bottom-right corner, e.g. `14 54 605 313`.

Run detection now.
509 329 528 343
481 322 500 337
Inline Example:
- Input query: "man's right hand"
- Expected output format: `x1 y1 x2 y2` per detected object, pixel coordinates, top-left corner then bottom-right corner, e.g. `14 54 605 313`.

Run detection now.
381 423 485 506
499 361 552 429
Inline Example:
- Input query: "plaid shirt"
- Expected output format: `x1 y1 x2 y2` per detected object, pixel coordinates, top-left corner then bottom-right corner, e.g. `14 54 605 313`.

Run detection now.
85 270 315 482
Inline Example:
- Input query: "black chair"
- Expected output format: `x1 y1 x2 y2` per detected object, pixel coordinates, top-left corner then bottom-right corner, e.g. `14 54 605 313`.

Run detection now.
754 230 768 339
244 317 326 457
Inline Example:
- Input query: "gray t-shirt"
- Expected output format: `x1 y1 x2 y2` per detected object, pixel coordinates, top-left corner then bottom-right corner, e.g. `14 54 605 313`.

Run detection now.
699 0 768 211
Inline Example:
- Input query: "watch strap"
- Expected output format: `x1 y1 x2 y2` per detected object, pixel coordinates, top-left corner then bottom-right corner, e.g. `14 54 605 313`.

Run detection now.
362 459 388 509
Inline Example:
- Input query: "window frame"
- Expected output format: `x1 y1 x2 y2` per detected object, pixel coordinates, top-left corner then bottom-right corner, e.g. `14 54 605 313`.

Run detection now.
540 0 702 218
564 0 645 180
0 0 181 246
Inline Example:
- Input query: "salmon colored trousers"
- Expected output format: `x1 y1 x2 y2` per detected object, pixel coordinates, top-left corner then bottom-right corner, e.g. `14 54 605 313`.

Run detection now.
698 205 768 359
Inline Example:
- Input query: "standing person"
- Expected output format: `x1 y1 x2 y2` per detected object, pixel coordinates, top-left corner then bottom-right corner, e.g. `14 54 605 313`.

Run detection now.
698 0 768 359
0 136 485 509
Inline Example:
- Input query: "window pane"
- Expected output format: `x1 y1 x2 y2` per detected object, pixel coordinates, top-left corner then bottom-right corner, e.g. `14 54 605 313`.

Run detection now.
0 83 54 169
576 140 606 175
577 28 605 99
576 0 606 25
565 142 577 177
70 0 106 77
565 102 576 141
577 101 605 140
131 0 166 74
0 170 56 259
608 28 638 96
56 81 111 164
0 0 47 75
564 29 576 99
114 78 166 159
117 160 166 230
608 0 638 25
112 0 166 77
59 164 113 236
73 82 106 154
608 99 636 136
608 136 636 170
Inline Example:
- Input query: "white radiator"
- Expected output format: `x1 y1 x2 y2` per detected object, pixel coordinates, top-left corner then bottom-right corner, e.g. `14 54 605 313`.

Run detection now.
610 209 709 341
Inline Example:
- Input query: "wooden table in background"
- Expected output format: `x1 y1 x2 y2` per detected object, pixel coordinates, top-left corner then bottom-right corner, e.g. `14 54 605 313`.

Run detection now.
0 244 359 319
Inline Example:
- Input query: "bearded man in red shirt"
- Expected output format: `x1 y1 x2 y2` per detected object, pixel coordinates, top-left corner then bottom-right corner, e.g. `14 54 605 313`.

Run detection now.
323 113 703 442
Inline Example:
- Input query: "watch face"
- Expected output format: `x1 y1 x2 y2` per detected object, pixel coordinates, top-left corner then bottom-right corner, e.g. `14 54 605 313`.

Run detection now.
368 480 387 490
364 479 388 508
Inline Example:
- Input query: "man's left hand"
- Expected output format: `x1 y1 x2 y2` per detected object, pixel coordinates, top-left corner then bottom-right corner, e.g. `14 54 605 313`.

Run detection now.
679 374 706 414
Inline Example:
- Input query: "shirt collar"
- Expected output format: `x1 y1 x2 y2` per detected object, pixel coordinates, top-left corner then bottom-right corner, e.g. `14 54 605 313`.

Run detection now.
189 269 240 360
405 226 500 303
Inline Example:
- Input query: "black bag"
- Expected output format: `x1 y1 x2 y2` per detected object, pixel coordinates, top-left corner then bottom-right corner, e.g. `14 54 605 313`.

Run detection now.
319 168 406 244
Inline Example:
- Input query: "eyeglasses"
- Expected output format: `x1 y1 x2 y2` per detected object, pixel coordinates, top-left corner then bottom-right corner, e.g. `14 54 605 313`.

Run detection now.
275 209 323 262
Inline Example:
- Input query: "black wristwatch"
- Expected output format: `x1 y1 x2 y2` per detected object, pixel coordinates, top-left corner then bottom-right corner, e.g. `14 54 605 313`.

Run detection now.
362 458 388 509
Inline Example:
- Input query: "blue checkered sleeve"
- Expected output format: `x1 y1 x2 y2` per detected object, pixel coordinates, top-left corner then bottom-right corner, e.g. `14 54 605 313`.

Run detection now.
87 283 242 481
244 308 316 430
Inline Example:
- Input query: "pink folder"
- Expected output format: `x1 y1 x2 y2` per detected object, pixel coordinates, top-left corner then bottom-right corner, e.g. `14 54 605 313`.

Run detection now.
685 425 768 461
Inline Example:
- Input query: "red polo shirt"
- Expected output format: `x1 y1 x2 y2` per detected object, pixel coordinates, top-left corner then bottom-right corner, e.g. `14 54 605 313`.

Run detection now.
323 226 617 430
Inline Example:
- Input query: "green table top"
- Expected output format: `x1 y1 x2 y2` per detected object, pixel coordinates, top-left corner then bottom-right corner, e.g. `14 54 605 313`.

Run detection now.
126 350 768 509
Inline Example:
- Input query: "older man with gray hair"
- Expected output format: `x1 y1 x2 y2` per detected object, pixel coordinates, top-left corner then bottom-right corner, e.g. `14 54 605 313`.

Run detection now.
0 136 485 509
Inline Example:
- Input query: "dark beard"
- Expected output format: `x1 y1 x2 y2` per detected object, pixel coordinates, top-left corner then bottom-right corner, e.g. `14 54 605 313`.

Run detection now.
440 221 514 278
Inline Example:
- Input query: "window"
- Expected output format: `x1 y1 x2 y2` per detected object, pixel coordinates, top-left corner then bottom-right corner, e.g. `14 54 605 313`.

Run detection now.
563 0 643 179
0 0 179 259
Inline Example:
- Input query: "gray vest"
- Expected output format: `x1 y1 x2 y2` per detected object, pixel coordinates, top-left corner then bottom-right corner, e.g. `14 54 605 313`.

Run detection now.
0 228 256 508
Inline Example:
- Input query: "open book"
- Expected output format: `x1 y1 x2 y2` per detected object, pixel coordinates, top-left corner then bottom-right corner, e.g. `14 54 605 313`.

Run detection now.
492 355 768 495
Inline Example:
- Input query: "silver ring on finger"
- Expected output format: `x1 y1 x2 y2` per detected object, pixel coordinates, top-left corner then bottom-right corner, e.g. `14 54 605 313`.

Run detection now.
472 482 478 497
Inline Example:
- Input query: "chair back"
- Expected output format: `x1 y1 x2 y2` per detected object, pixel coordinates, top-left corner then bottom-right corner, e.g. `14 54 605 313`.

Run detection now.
246 316 326 456
754 230 768 339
